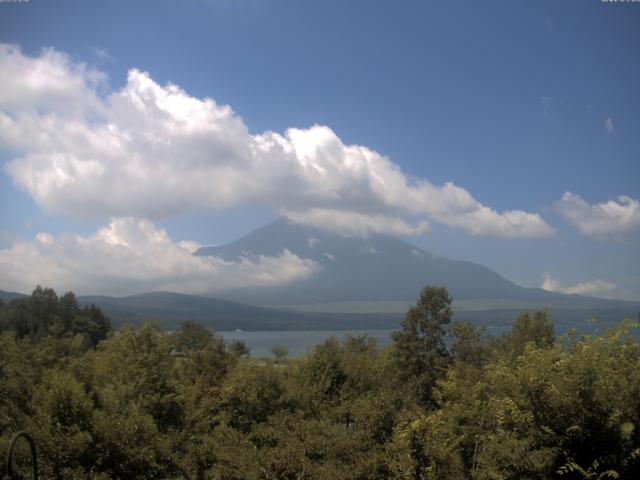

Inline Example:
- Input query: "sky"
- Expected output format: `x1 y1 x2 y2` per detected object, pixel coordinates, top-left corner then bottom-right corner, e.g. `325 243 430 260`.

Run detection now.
0 0 639 299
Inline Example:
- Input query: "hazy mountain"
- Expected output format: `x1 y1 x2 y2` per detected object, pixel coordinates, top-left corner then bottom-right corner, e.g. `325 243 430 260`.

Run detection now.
2 287 636 332
0 289 27 303
196 218 635 310
76 293 639 331
1 288 399 330
2 219 637 331
75 292 400 331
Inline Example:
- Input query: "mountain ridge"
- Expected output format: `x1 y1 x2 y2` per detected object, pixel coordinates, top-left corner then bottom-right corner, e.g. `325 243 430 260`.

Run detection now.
1 287 637 331
195 218 631 308
2 219 637 330
75 291 400 331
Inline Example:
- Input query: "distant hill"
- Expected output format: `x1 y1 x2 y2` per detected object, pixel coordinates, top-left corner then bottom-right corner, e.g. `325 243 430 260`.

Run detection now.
196 218 636 312
0 289 27 303
2 288 637 332
76 292 401 331
3 288 399 331
76 292 640 331
2 218 637 331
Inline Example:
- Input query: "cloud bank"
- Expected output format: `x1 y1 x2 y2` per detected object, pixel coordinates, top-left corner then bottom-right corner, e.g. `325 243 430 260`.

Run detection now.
556 192 640 237
541 273 617 298
0 218 319 296
0 44 554 238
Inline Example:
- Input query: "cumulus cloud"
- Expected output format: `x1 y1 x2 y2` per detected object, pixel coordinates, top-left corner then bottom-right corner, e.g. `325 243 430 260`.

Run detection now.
541 273 617 298
556 192 640 237
0 44 106 116
0 217 319 296
285 209 430 237
0 44 554 238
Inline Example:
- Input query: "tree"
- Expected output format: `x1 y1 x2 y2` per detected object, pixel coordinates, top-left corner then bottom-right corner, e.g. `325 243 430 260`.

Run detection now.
492 310 555 358
512 310 554 348
391 286 453 405
228 339 250 358
0 287 111 345
450 322 487 368
29 370 95 478
174 320 218 353
272 345 289 363
218 361 288 433
300 337 347 409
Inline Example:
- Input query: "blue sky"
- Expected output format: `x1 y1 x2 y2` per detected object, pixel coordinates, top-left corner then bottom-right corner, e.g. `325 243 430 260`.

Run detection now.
0 0 639 298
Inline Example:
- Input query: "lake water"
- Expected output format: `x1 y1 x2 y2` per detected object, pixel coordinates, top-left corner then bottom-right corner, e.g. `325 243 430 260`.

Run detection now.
220 329 395 358
220 321 629 358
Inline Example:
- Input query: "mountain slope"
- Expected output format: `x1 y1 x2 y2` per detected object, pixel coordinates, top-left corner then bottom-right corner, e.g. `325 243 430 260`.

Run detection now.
195 218 629 308
0 289 27 303
76 292 400 330
1 288 635 332
77 293 640 331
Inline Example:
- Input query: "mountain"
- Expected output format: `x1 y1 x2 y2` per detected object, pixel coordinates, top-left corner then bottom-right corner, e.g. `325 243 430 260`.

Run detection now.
0 289 27 303
76 292 400 331
0 288 401 330
2 220 637 331
2 287 636 332
195 218 634 311
77 292 637 331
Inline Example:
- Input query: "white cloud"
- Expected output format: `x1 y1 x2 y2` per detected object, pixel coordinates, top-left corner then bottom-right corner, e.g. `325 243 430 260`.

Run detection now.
605 117 614 134
428 203 555 238
0 44 554 239
0 217 319 296
556 192 640 237
285 209 430 237
177 240 201 253
541 273 617 298
35 232 53 245
0 44 106 117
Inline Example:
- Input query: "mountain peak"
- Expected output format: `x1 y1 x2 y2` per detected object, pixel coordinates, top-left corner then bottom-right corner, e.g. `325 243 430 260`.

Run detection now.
194 219 633 310
194 218 529 304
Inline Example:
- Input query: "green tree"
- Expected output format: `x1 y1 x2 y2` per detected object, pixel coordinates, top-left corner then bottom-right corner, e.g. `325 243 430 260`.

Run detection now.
391 286 453 405
0 287 111 345
492 310 555 358
298 337 347 411
272 345 289 363
228 339 250 358
174 320 218 352
218 361 289 433
450 322 487 368
29 370 95 478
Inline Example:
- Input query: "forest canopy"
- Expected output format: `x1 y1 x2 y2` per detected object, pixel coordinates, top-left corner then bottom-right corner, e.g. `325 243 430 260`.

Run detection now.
1 286 639 479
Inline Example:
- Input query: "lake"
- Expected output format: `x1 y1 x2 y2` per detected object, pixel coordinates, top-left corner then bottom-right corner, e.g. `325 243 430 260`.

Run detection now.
220 321 629 358
220 329 394 358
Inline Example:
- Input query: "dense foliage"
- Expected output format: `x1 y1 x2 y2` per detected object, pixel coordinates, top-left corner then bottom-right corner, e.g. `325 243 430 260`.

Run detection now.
1 286 639 479
0 286 111 346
